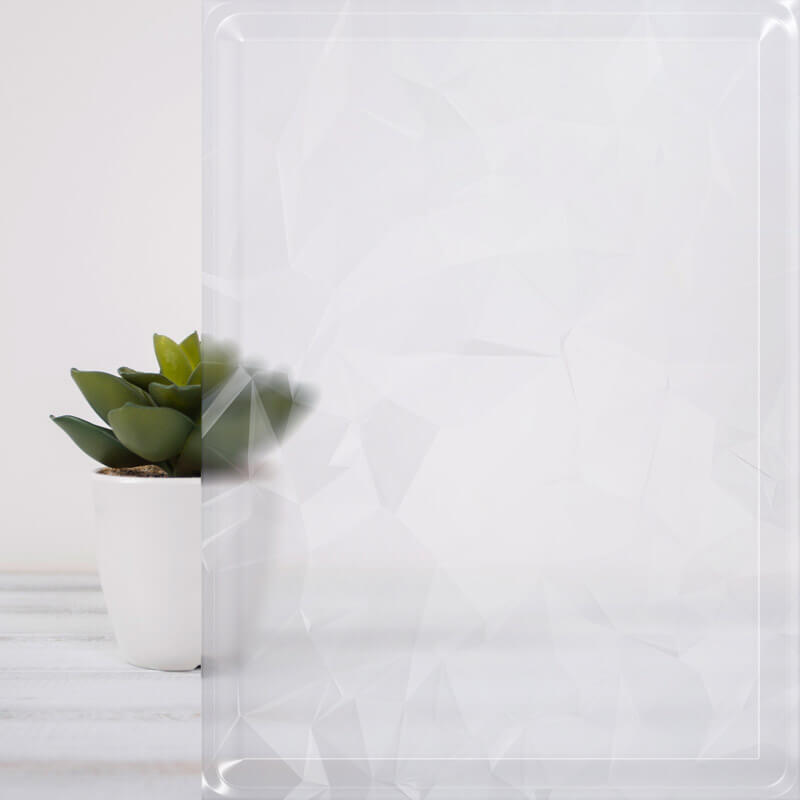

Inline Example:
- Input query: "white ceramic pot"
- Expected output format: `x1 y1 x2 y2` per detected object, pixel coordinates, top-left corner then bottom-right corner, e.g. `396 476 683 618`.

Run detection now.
92 471 201 671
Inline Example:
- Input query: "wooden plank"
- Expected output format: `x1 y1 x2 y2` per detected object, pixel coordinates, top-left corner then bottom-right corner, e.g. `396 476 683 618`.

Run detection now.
3 768 199 800
0 573 201 799
0 636 133 673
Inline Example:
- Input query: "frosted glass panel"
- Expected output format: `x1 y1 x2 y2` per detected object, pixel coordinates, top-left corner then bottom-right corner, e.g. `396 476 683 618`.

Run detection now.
202 2 799 797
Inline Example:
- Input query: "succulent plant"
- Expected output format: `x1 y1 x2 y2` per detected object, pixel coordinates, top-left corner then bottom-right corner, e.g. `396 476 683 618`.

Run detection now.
51 332 310 477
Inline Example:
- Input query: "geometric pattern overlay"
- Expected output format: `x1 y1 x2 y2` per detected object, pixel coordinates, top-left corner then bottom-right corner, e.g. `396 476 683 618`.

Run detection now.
203 2 799 797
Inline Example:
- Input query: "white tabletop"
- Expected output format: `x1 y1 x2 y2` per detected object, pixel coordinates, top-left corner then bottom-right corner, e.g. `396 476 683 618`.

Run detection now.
0 573 200 799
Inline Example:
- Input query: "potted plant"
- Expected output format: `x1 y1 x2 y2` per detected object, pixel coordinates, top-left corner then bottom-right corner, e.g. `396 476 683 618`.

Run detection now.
51 332 310 671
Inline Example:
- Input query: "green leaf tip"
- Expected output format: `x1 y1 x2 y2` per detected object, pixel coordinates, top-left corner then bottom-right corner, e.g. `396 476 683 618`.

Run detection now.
179 332 201 369
71 369 153 424
153 333 193 386
51 413 147 468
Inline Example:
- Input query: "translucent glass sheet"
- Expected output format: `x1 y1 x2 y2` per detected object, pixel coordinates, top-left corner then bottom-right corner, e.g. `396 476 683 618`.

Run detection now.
201 1 800 797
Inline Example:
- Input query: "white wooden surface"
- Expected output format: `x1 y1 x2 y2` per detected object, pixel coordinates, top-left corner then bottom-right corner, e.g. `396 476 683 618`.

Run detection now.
0 574 200 799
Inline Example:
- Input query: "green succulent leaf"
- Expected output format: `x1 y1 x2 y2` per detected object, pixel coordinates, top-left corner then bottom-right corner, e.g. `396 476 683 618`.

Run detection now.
175 425 201 477
179 332 201 369
51 414 147 468
108 403 195 463
255 372 295 440
153 334 193 386
149 381 202 420
201 337 238 364
118 367 171 391
57 330 315 476
203 384 252 472
187 363 201 385
71 369 153 424
188 360 235 395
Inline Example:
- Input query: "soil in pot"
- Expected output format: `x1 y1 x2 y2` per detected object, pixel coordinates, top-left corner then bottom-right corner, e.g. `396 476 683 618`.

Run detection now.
97 465 169 478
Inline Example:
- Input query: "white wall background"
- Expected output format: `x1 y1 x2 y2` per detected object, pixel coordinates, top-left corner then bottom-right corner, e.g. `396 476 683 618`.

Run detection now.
0 1 200 571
